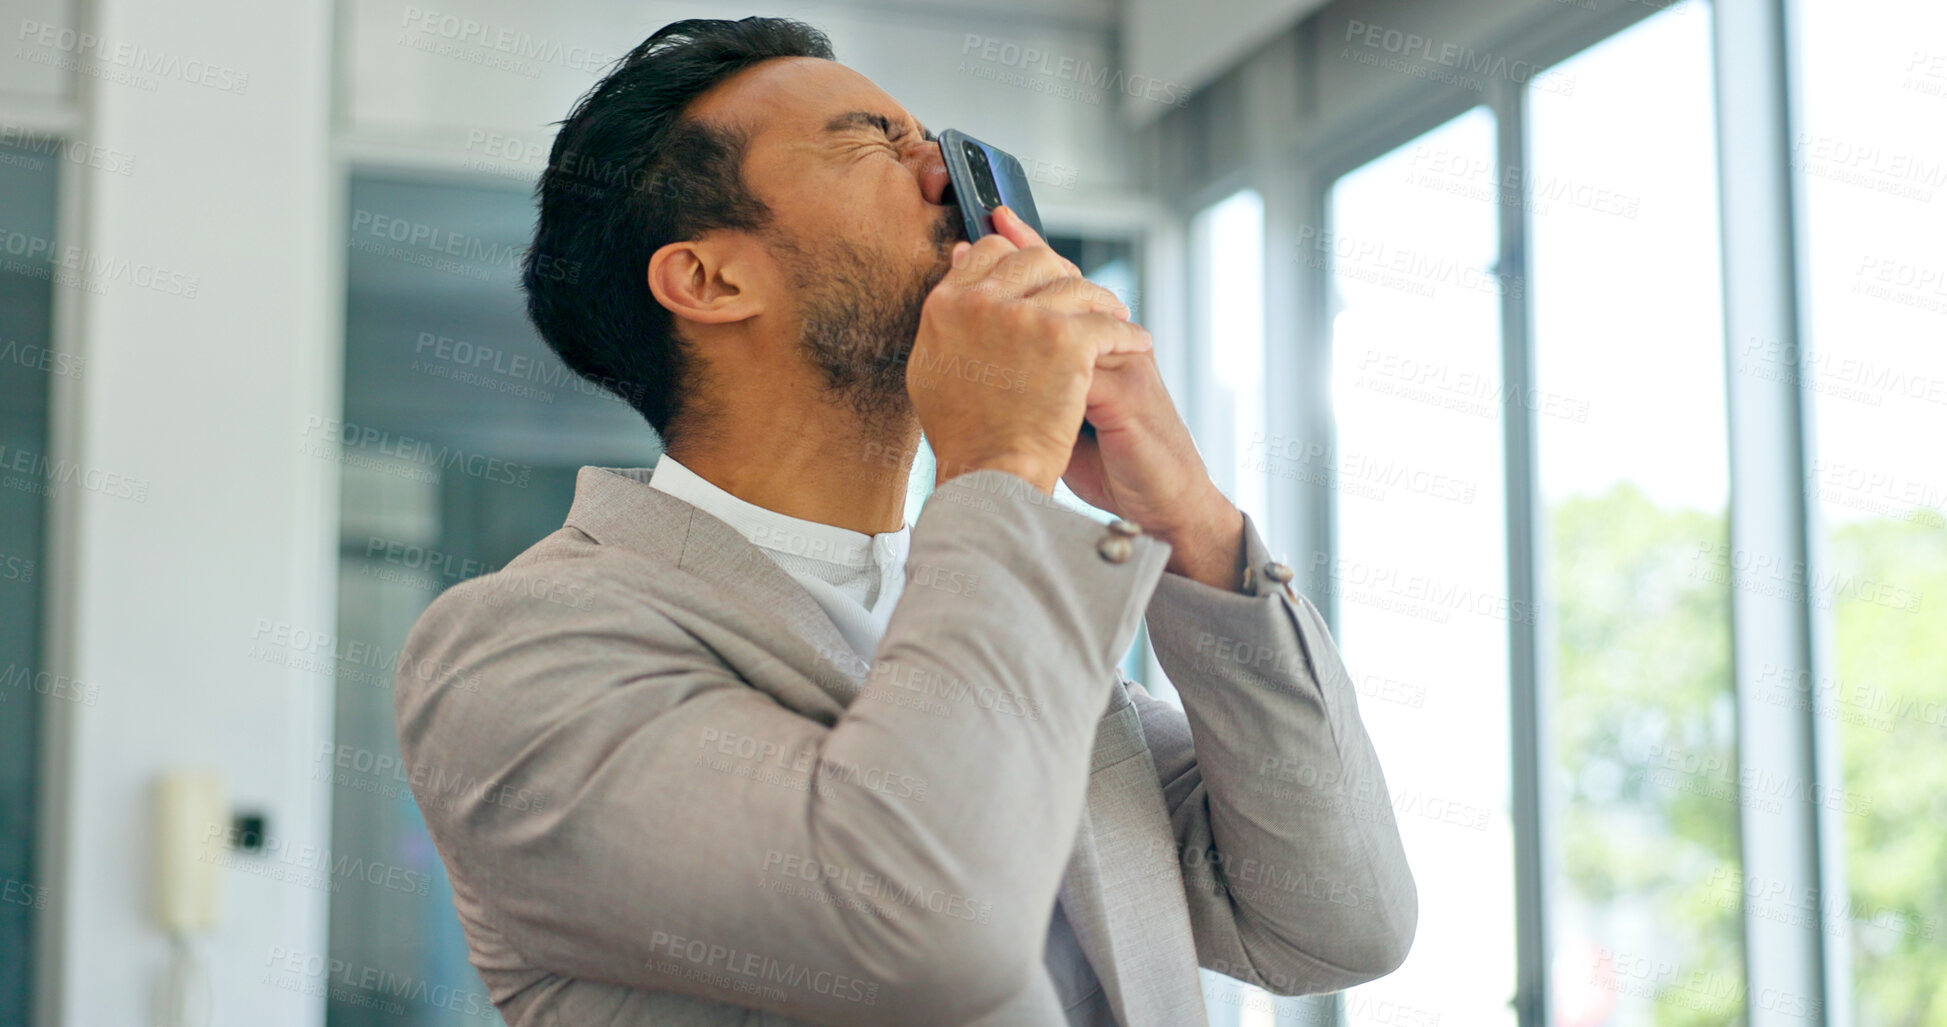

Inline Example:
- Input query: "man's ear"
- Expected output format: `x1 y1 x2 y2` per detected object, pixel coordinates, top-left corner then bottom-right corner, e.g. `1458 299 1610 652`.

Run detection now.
647 236 763 326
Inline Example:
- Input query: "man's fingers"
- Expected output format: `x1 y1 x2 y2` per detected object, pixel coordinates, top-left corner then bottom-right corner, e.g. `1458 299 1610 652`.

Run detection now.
1024 276 1132 320
938 207 1084 303
992 204 1044 250
1077 315 1152 359
994 207 1077 277
943 234 1016 288
958 240 1076 300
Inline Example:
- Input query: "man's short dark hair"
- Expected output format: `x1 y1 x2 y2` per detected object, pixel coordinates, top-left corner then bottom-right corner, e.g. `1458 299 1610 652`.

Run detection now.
521 18 835 445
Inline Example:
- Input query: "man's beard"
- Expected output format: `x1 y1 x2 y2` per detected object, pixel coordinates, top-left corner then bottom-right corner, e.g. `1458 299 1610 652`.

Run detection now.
773 211 961 433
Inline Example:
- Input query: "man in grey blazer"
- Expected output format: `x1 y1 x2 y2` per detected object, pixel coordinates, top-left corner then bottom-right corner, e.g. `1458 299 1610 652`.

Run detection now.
394 16 1416 1026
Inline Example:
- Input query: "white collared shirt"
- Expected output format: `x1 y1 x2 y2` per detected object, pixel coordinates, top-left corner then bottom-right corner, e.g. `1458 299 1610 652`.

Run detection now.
647 454 911 662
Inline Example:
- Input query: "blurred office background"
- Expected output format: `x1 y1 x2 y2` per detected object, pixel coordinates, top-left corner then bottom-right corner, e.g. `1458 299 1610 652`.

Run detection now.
1 0 1942 1024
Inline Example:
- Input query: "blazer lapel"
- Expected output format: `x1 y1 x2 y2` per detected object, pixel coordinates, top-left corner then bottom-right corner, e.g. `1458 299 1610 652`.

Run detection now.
1060 683 1210 1027
562 466 870 716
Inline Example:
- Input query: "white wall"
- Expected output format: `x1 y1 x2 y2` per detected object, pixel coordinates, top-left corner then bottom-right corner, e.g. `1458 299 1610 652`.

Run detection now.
25 0 340 1023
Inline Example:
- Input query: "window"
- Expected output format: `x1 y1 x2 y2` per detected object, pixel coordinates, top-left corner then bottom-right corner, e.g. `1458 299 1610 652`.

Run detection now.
1792 1 1947 1020
1194 188 1345 1026
0 135 61 1027
1526 11 1743 1022
1326 106 1518 1027
1197 190 1269 525
330 173 656 1025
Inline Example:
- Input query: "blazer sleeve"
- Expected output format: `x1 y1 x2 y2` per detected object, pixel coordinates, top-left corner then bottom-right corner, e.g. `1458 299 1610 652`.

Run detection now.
392 469 1170 1027
1129 508 1418 996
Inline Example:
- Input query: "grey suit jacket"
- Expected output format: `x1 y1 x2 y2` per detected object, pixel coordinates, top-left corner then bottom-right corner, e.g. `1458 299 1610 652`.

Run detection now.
393 465 1416 1026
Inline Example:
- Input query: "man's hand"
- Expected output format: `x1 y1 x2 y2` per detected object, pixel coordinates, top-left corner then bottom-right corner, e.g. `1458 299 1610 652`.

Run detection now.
909 206 1150 496
1061 352 1245 592
982 209 1248 593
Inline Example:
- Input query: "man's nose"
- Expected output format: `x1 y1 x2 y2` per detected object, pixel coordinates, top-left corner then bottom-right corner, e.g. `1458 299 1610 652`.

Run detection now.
917 141 952 207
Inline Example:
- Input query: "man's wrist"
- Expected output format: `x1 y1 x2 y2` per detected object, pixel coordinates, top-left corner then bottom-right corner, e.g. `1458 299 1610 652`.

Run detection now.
1155 501 1247 593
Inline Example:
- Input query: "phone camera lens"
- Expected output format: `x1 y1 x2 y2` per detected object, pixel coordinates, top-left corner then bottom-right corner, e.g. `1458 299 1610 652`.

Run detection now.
962 145 1002 210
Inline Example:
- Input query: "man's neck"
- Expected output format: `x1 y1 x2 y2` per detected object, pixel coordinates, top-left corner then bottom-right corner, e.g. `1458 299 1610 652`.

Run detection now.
666 408 921 537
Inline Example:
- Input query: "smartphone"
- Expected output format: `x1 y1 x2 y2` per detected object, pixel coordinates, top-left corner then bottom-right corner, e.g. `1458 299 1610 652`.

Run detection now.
937 129 1094 436
939 129 1045 242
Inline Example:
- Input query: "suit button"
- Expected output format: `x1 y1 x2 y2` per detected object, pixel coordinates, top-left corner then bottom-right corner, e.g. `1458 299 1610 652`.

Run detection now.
1262 561 1294 585
1108 518 1142 537
1098 536 1133 564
